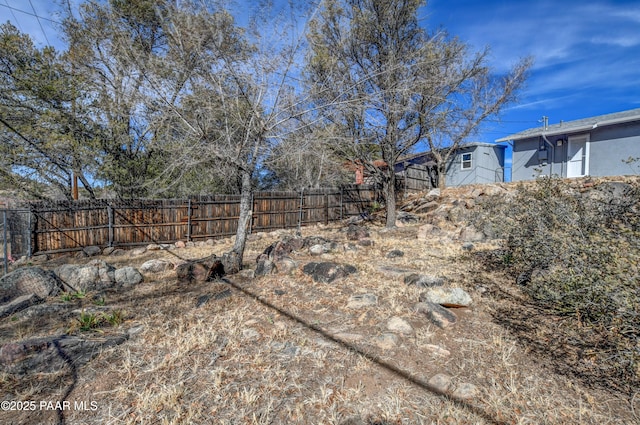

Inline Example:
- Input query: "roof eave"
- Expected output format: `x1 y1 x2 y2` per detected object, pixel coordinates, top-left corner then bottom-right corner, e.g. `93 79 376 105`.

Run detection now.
497 114 640 142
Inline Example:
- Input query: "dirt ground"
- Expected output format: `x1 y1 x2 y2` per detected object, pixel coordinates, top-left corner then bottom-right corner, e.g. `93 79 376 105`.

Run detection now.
1 219 638 424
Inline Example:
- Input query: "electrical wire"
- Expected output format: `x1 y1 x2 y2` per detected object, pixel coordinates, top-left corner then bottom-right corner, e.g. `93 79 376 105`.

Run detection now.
28 0 51 45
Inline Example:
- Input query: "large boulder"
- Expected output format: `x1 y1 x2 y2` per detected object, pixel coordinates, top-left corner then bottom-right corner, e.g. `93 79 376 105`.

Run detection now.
0 294 44 319
404 273 445 287
259 236 305 262
55 260 116 293
114 267 143 287
415 302 458 329
346 224 370 241
139 259 173 273
302 262 357 283
0 267 62 303
176 254 225 283
419 287 473 307
0 334 128 375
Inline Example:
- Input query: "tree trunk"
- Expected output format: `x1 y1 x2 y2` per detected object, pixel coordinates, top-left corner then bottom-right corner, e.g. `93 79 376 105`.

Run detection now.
384 168 396 228
226 168 252 274
438 163 447 190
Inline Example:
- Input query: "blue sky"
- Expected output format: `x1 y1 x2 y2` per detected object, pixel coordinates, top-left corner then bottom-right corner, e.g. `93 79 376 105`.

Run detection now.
2 0 640 145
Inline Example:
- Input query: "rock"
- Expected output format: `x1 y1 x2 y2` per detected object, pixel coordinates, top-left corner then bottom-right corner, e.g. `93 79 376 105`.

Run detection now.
346 224 370 241
130 247 147 256
102 247 116 256
396 211 419 226
238 269 255 279
0 334 128 375
453 383 479 400
274 257 298 274
0 294 44 319
205 239 216 246
83 245 102 257
14 303 74 320
302 262 357 283
459 226 484 242
302 236 329 248
428 373 452 393
75 250 88 259
140 259 173 273
357 239 374 247
0 267 62 303
347 293 378 309
414 201 440 214
255 259 277 276
110 249 126 256
461 242 475 251
55 261 116 293
419 287 473 307
375 333 399 350
242 328 260 340
424 344 451 357
309 244 326 256
415 302 458 329
404 274 445 287
386 316 413 334
377 265 417 277
146 243 162 251
386 249 404 259
176 254 224 283
115 267 143 287
260 236 305 262
186 241 195 248
175 241 186 248
271 341 300 358
417 224 440 240
30 254 49 263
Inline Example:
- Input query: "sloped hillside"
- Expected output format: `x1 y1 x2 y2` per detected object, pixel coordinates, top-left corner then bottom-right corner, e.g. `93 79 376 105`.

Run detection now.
1 177 638 424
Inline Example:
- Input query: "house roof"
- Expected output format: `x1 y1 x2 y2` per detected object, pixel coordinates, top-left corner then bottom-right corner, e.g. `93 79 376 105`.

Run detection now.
496 107 640 142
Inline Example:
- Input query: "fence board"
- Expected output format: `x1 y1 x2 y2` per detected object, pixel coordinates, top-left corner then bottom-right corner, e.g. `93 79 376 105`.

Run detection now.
26 186 377 255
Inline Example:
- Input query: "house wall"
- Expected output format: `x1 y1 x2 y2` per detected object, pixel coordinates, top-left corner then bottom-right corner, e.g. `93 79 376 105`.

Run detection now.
588 121 640 176
445 145 505 187
512 121 640 181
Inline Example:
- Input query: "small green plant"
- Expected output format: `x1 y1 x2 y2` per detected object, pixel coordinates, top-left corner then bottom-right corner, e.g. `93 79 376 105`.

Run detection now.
74 309 125 332
77 310 101 331
103 310 124 326
61 291 87 302
93 296 106 306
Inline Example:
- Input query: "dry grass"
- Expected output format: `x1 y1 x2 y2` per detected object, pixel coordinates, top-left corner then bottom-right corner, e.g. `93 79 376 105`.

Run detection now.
1 219 638 424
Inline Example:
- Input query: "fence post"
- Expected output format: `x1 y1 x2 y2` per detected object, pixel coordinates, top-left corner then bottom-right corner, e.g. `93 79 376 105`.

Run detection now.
325 192 329 225
298 188 304 233
107 205 114 247
3 211 7 276
27 211 32 258
248 193 254 235
187 199 192 241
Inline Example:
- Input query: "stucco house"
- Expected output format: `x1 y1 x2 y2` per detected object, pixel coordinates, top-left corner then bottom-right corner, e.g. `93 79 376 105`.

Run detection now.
497 108 640 181
393 142 506 191
351 142 506 192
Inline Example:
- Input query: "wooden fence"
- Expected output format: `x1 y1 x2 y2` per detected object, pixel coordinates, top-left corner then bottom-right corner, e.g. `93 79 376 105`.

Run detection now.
26 186 377 255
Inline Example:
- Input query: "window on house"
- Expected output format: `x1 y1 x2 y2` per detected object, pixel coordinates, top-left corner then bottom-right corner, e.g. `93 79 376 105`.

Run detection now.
461 153 472 170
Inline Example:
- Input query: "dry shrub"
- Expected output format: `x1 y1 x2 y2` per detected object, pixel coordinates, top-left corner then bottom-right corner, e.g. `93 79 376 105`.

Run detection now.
473 177 640 394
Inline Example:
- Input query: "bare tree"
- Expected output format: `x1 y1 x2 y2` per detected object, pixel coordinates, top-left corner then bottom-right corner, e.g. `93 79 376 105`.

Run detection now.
135 1 321 272
306 0 532 226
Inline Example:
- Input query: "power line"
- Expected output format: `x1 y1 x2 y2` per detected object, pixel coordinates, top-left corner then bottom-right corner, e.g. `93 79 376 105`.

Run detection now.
28 0 51 46
0 2 62 25
3 0 23 32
